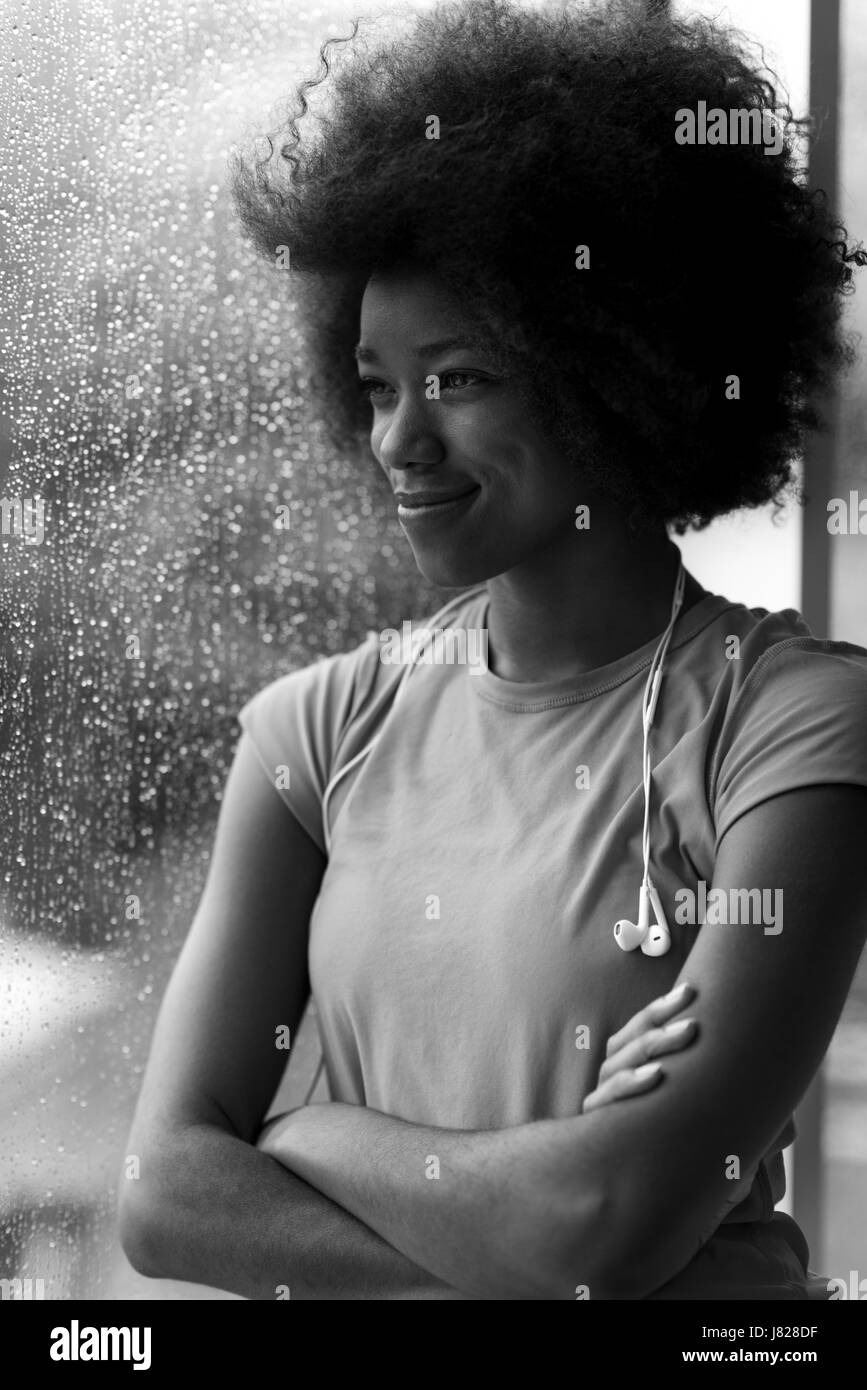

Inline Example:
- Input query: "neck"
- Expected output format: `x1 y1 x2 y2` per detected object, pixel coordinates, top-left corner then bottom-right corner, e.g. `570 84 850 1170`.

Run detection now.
483 533 706 684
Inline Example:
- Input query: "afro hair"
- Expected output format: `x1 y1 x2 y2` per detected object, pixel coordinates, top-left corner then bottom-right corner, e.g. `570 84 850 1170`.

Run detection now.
230 0 866 533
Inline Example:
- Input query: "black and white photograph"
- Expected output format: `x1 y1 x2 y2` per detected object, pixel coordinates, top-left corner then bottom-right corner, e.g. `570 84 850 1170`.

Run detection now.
3 0 867 1349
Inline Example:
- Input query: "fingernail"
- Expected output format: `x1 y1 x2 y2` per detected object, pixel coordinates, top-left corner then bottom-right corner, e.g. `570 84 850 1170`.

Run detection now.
667 981 693 1000
633 1062 662 1079
665 1017 694 1034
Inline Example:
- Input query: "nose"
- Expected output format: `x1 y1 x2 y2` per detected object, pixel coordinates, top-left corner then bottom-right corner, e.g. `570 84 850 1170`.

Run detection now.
374 391 445 474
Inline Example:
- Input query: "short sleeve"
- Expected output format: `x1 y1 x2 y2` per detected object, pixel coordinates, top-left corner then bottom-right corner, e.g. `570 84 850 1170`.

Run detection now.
712 638 867 854
237 636 380 853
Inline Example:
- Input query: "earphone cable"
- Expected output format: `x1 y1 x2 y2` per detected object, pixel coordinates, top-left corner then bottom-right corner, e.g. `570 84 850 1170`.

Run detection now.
640 563 686 890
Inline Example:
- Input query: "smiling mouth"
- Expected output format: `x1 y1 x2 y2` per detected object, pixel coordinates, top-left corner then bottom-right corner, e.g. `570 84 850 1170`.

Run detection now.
394 486 477 514
394 485 481 517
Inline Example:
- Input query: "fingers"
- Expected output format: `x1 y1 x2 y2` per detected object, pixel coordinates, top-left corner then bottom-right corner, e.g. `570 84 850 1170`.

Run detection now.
596 1016 698 1085
586 983 700 1116
604 980 696 1059
582 1061 663 1114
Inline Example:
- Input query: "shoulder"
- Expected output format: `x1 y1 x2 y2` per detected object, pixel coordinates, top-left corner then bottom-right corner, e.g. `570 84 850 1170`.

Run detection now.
713 599 867 723
236 587 488 832
238 585 488 735
238 631 384 744
699 598 867 851
688 594 867 710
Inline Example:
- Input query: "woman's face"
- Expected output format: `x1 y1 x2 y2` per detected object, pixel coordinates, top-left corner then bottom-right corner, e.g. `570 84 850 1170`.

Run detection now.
357 264 597 588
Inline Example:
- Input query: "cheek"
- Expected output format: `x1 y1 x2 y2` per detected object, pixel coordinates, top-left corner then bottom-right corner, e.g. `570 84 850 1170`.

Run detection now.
485 417 576 508
464 413 557 496
452 407 527 476
493 448 578 535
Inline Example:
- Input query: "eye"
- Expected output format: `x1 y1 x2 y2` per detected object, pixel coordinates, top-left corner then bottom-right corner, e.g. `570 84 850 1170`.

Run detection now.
357 369 491 403
357 377 393 401
438 370 486 391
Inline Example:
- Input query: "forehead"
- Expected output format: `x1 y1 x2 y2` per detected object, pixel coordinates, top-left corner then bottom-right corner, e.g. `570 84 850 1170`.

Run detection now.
359 265 470 340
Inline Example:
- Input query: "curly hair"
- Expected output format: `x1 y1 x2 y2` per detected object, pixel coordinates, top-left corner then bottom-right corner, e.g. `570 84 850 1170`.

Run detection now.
230 0 866 534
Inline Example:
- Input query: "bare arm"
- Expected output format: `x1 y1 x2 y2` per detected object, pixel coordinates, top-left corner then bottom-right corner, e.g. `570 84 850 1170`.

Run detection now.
118 732 467 1299
125 1121 472 1299
260 785 867 1300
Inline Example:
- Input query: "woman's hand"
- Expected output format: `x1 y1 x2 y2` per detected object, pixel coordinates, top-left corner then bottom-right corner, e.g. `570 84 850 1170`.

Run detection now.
582 981 698 1114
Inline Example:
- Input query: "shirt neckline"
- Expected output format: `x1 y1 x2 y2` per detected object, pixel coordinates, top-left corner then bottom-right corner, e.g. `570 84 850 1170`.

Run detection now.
465 588 739 711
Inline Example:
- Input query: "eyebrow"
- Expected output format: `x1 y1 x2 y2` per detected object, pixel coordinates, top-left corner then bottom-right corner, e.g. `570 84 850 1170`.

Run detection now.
353 336 479 363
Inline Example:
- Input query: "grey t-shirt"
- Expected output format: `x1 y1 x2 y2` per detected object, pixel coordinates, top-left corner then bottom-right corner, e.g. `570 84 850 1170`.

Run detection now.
239 582 867 1297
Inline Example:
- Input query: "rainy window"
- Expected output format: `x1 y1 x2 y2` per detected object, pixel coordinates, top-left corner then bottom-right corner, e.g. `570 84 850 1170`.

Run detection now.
1 0 437 1299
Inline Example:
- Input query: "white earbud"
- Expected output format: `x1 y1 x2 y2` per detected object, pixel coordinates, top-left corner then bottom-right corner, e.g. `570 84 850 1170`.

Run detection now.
639 881 671 957
613 882 671 956
613 885 652 952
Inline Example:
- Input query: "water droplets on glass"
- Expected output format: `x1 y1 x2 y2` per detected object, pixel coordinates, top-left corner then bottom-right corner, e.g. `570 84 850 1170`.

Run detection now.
0 0 436 1298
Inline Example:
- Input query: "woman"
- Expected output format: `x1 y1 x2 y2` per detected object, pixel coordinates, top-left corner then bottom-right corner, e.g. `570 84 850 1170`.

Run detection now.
119 0 867 1299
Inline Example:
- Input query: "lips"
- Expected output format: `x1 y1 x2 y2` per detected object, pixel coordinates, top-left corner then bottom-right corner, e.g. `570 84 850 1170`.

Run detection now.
394 484 480 508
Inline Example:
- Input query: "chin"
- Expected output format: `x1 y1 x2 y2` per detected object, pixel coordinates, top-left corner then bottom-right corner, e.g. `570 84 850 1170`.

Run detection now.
409 544 496 590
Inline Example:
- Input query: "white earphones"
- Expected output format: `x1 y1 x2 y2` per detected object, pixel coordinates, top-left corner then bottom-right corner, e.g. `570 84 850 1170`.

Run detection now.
613 880 670 956
300 565 687 1101
613 561 686 958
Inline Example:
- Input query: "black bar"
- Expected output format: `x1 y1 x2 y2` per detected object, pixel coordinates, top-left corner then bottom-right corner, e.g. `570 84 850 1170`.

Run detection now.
3 1296 864 1377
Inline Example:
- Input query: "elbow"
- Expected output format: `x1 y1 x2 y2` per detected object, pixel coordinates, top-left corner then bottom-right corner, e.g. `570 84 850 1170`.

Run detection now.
117 1181 166 1280
117 1148 179 1281
552 1191 664 1301
498 1189 634 1301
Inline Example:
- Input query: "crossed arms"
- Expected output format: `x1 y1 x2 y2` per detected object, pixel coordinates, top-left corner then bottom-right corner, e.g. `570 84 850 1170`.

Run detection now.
118 732 867 1299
